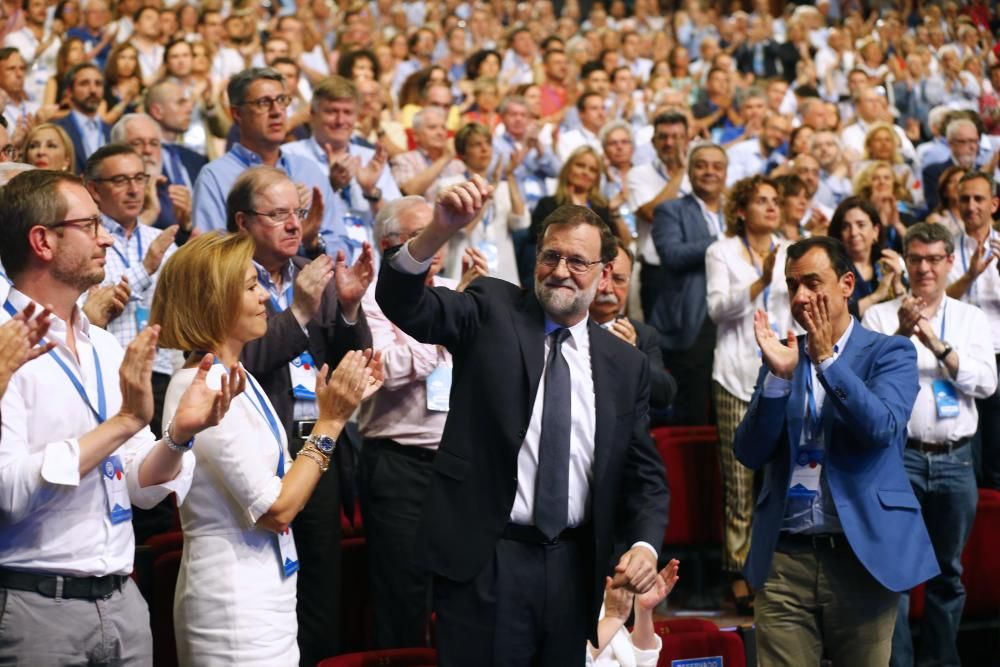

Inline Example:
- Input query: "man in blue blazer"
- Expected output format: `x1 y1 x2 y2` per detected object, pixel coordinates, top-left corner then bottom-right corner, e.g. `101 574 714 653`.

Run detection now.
651 143 727 425
53 63 110 175
735 236 938 666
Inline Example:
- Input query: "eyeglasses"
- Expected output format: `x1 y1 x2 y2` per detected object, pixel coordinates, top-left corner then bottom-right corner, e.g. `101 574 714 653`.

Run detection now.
0 144 16 159
537 250 603 274
905 254 949 266
47 215 102 237
91 172 151 188
247 208 309 225
241 94 293 112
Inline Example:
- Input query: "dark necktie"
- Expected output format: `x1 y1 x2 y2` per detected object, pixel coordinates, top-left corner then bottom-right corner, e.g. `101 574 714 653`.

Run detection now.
534 327 572 540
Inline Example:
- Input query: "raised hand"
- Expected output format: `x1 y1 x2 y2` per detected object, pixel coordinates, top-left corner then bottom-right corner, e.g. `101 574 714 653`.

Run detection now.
143 226 179 275
800 294 835 365
291 254 336 324
324 143 357 191
754 309 799 379
117 325 159 430
316 349 376 424
0 303 55 398
433 177 494 234
636 559 681 611
302 186 324 251
761 246 778 284
334 243 375 314
83 277 131 327
457 246 489 292
170 353 246 443
356 142 388 193
895 295 924 338
167 185 193 231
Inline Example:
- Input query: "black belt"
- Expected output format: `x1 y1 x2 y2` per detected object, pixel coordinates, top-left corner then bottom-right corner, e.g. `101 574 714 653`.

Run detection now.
370 438 437 463
292 420 315 439
776 532 849 553
0 568 128 600
906 437 970 455
502 523 588 545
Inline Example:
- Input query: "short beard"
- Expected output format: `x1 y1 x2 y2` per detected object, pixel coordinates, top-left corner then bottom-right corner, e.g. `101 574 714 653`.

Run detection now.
535 275 600 321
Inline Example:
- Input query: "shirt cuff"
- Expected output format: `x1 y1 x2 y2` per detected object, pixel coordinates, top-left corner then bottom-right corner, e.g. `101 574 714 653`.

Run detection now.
818 356 837 373
390 240 434 275
127 439 195 509
40 439 81 486
631 541 658 560
248 475 283 525
762 372 792 397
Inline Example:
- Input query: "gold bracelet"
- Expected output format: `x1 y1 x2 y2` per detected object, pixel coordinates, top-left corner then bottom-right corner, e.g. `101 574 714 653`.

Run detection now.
297 445 330 473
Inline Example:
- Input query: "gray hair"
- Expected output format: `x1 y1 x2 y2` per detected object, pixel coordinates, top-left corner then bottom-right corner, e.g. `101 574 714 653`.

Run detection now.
373 195 428 247
928 105 952 135
225 165 290 232
412 106 445 131
110 113 161 143
903 221 955 254
0 161 35 187
227 67 285 108
498 95 528 115
946 117 979 141
599 120 632 147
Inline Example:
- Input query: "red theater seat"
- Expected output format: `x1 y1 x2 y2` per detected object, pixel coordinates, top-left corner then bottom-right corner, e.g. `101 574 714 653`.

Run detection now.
657 630 746 667
317 648 437 666
654 618 721 636
650 426 723 546
961 488 1000 617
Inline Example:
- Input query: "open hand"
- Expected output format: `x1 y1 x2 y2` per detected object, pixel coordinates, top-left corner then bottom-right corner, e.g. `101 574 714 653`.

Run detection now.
636 559 681 611
800 294 835 365
334 243 375 313
171 353 246 442
292 254 336 324
754 309 799 379
0 303 55 398
117 325 159 430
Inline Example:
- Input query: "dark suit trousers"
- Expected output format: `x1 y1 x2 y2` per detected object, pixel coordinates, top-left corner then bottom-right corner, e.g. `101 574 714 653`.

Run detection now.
638 261 663 323
433 536 590 666
288 435 342 666
359 438 435 649
663 316 716 426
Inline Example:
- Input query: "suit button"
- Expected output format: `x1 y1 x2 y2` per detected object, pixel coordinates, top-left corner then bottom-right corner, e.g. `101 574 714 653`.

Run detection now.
835 388 847 400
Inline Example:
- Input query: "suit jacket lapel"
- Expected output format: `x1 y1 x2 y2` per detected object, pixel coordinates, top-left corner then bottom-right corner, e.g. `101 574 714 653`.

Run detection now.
513 292 546 413
787 337 807 452
589 322 616 485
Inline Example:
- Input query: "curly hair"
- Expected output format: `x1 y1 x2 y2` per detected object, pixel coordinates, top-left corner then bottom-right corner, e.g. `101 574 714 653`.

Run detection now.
724 175 778 237
853 160 912 203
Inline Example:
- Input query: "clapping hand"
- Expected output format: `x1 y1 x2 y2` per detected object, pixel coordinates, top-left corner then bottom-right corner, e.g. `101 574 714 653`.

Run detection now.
117 325 160 430
457 246 489 292
636 559 681 611
356 143 389 194
291 254 336 325
334 243 375 316
800 294 835 365
170 354 246 443
316 350 384 424
896 295 924 338
83 277 131 327
0 303 55 398
754 309 799 380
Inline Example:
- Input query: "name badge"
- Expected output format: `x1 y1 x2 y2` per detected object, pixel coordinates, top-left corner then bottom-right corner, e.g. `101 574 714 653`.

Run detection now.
289 351 318 401
476 241 500 273
276 526 300 578
789 449 823 499
932 378 960 419
102 455 133 525
426 365 452 412
135 305 150 333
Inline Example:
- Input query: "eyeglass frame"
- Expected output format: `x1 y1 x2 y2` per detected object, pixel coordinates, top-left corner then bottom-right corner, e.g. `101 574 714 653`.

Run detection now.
239 95 294 112
244 208 310 226
44 215 104 237
536 249 605 274
89 172 152 188
904 253 951 266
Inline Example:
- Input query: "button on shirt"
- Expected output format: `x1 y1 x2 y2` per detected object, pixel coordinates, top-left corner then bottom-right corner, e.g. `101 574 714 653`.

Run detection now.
100 216 177 376
948 230 1000 353
862 296 998 442
763 318 857 534
0 289 194 576
192 143 349 260
626 160 692 266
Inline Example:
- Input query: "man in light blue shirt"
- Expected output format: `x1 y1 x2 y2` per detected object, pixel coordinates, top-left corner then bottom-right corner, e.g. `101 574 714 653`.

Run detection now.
192 68 348 260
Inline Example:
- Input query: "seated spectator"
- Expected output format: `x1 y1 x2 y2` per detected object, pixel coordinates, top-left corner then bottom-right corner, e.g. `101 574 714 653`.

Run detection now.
853 160 918 250
827 195 904 319
856 122 923 209
587 560 681 667
152 231 381 666
925 165 967 237
21 122 75 171
102 42 144 126
809 130 853 209
54 62 110 173
438 122 527 285
391 106 465 201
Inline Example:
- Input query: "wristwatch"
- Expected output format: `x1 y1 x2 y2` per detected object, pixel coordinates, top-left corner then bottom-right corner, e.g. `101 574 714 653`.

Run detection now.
306 432 336 456
936 344 953 361
362 187 382 202
163 419 194 452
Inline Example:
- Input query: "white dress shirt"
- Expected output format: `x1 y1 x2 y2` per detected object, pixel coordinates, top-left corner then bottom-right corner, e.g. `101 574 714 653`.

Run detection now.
0 288 194 576
557 126 603 161
706 236 797 402
862 296 998 442
725 138 785 187
626 160 691 266
947 230 1000 353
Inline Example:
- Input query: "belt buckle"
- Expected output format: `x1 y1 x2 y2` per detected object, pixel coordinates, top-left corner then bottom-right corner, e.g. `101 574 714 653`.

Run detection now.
812 534 835 549
295 421 316 439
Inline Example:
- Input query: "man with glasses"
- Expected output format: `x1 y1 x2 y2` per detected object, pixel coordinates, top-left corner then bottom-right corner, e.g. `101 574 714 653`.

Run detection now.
376 180 668 665
0 168 240 666
111 113 194 242
227 165 373 665
54 63 111 174
84 144 178 438
193 68 349 262
863 223 996 667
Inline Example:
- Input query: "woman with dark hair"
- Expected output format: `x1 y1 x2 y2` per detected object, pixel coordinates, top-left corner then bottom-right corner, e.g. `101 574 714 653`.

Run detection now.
774 173 809 241
707 174 796 617
42 36 85 114
926 165 967 237
827 195 905 318
337 48 381 82
464 49 502 83
102 41 144 124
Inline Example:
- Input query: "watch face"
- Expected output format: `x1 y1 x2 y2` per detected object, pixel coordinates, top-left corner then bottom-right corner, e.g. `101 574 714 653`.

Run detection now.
312 435 335 454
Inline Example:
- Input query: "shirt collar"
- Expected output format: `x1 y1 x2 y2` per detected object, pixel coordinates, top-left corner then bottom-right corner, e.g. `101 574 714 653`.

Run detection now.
101 213 138 239
71 109 98 129
252 258 295 292
543 313 590 346
6 286 91 341
231 142 287 169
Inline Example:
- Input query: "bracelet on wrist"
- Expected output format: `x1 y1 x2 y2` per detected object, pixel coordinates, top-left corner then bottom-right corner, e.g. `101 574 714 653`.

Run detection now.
163 419 194 452
298 444 330 472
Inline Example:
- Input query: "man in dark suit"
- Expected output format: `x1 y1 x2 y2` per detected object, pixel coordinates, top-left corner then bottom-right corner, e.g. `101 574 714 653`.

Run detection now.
54 63 110 174
735 236 938 666
227 166 374 666
589 239 676 412
651 143 728 425
733 16 783 80
375 178 669 665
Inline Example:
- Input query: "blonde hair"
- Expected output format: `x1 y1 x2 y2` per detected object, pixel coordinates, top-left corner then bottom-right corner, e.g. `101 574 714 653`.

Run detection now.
555 145 608 209
862 122 902 164
150 232 257 352
853 159 912 203
22 123 75 172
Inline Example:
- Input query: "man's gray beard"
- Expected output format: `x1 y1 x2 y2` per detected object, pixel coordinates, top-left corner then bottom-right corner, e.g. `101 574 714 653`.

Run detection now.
534 276 600 320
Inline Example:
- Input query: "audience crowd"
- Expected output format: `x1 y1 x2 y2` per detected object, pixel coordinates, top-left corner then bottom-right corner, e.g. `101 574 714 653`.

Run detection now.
1 0 1000 664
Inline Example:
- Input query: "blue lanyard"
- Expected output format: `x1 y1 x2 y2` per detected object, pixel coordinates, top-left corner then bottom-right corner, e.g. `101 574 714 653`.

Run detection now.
741 235 775 310
3 300 105 423
212 357 285 478
938 299 947 341
110 228 143 268
804 362 822 445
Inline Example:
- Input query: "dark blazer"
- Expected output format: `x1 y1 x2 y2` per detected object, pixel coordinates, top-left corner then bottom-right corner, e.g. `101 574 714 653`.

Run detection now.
631 317 676 410
240 256 373 480
375 262 669 642
650 194 717 351
54 112 110 175
164 143 208 185
733 40 784 80
155 145 209 234
922 158 955 213
734 324 939 593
